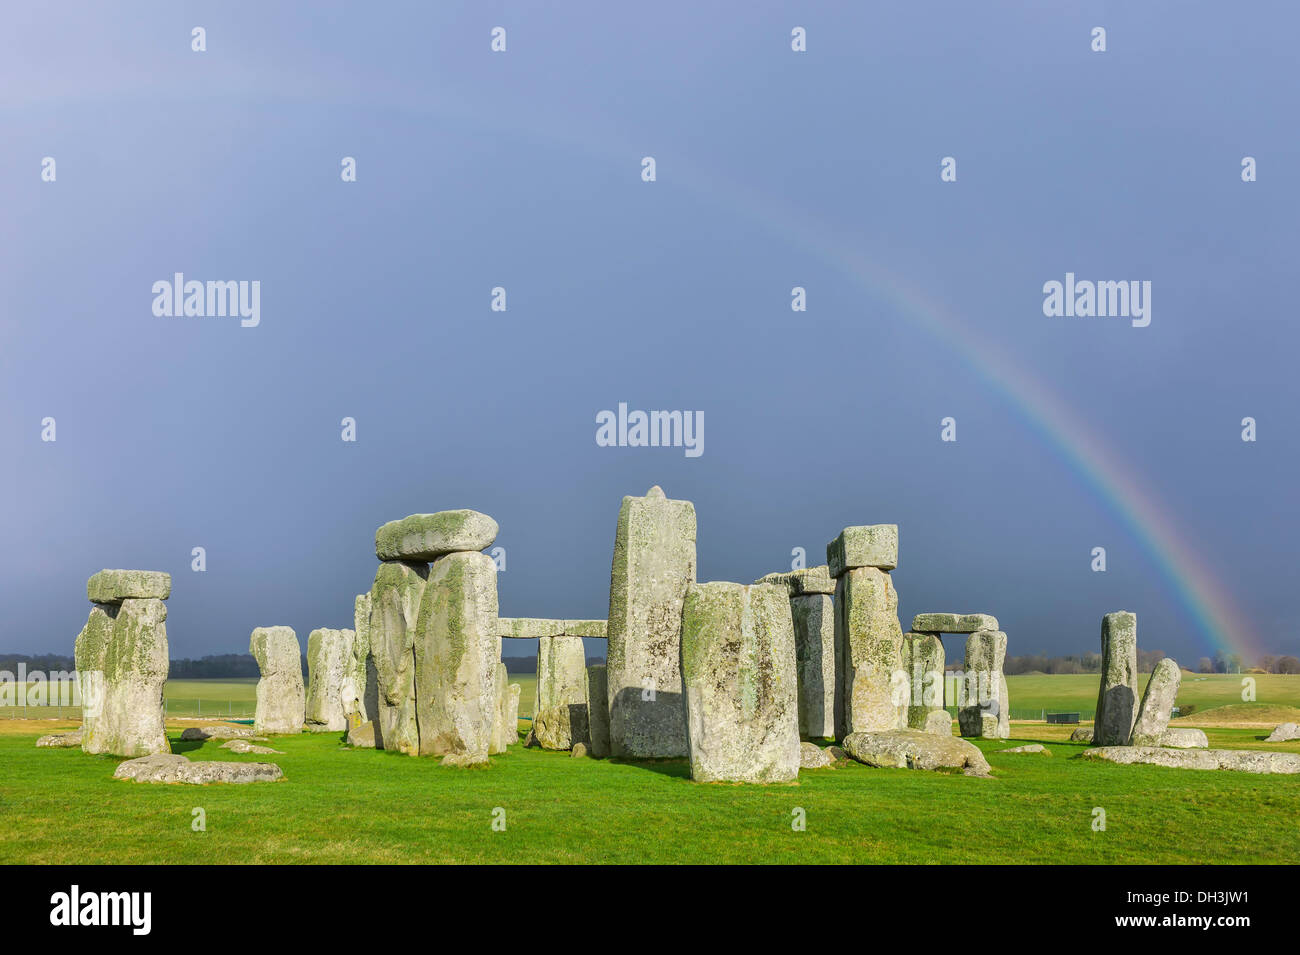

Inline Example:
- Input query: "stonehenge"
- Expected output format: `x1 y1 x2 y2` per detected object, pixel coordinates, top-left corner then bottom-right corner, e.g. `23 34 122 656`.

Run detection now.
77 570 171 758
305 628 355 732
900 631 945 731
1081 747 1300 775
841 729 992 777
367 559 427 755
586 664 609 757
756 566 836 739
606 486 696 759
251 626 305 735
957 629 1010 739
114 753 284 785
829 525 904 737
680 582 800 783
1093 611 1139 746
1130 657 1181 746
533 634 590 751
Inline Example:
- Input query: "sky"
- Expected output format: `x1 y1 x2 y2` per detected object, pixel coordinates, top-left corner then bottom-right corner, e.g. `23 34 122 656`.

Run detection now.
2 2 1296 666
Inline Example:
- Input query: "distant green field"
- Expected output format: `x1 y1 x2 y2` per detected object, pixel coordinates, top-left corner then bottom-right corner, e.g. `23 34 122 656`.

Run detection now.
3 724 1298 864
4 672 1293 721
1004 673 1300 718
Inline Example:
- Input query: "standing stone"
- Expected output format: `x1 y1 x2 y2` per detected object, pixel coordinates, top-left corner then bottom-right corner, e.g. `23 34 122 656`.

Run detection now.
413 551 499 762
758 566 836 740
606 485 696 758
1131 657 1182 746
368 561 428 755
533 635 590 750
251 626 305 735
490 662 510 754
305 628 354 732
506 683 521 745
83 598 170 757
74 603 116 750
1094 611 1139 746
958 630 1009 738
901 632 945 731
587 664 609 757
833 564 904 737
342 593 378 725
680 582 800 783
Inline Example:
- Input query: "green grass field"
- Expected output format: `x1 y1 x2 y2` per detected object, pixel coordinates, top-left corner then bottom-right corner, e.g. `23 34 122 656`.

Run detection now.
3 718 1298 864
4 672 1298 864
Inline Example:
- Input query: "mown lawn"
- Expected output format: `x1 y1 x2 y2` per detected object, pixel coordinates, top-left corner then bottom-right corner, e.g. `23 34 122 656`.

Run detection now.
1005 673 1300 717
2 720 1298 865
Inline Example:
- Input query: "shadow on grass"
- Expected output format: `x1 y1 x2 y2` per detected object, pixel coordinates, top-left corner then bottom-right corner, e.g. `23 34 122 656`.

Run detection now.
605 757 691 779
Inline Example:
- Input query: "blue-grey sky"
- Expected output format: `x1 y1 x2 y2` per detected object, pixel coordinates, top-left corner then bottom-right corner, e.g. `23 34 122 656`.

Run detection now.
2 2 1296 665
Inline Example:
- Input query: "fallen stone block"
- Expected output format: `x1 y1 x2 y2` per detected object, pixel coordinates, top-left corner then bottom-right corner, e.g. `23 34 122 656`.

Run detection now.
219 739 284 755
1002 743 1049 754
36 730 82 748
799 741 833 769
1070 727 1094 742
1082 746 1300 774
841 729 992 777
1160 728 1208 748
347 721 376 748
114 753 284 784
180 725 261 741
1265 722 1300 743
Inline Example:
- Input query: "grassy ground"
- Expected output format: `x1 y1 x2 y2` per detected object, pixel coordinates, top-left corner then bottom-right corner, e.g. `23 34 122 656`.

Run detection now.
1004 672 1300 717
2 715 1298 864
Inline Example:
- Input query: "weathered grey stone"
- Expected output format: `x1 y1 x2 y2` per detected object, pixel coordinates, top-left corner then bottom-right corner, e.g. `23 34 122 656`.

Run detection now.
1070 727 1094 742
507 684 521 746
347 720 376 748
1131 658 1181 746
414 551 499 761
586 665 609 757
564 620 608 639
910 613 998 634
827 525 898 577
305 628 353 732
1002 743 1048 754
958 630 1009 739
901 632 945 731
842 729 992 777
755 565 836 596
681 582 800 783
82 598 170 757
180 725 261 741
606 485 695 758
834 566 904 738
523 726 538 748
114 753 284 784
533 635 590 750
74 603 116 746
826 745 848 762
1082 746 1300 774
250 626 305 736
368 561 427 754
36 730 82 748
440 751 490 768
342 593 377 725
490 662 510 754
924 710 953 736
1265 722 1300 742
375 509 498 562
498 617 565 640
86 569 171 605
219 739 284 755
789 593 836 739
1160 728 1208 748
1094 611 1138 746
799 741 833 769
571 742 589 758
